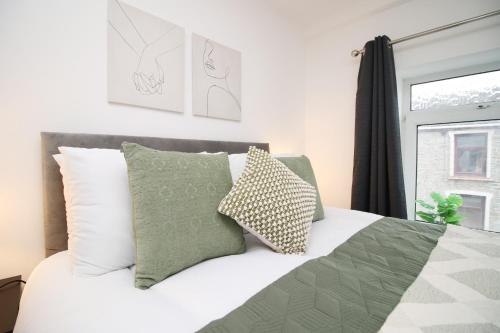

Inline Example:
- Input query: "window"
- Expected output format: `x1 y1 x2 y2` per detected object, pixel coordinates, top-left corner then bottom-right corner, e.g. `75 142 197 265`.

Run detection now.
410 70 500 111
449 131 491 178
416 121 498 231
444 191 492 230
404 63 500 232
457 194 487 230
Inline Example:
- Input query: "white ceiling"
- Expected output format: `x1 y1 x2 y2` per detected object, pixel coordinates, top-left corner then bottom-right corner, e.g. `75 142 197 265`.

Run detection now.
268 0 409 35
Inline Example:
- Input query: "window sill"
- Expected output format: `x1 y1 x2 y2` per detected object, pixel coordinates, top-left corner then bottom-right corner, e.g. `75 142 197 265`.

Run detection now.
448 176 493 182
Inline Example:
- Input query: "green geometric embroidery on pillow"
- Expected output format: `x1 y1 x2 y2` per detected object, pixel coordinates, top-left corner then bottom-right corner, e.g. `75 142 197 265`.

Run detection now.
122 143 245 289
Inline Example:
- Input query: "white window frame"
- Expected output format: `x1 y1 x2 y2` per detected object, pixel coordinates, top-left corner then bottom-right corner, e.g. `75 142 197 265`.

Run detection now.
402 62 500 220
444 190 492 230
448 129 493 179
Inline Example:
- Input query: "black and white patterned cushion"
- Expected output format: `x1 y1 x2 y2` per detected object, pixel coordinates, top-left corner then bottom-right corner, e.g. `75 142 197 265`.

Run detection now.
218 146 317 254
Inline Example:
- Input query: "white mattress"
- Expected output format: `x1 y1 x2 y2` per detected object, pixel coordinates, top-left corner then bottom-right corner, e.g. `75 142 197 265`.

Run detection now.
15 207 381 333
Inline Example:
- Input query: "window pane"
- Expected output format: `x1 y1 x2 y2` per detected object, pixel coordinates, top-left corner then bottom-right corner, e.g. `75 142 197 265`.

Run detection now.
411 70 500 111
456 194 486 230
454 133 487 177
416 120 500 232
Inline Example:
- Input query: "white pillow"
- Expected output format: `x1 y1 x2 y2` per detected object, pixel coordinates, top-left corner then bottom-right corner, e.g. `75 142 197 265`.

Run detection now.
228 153 247 183
55 147 135 276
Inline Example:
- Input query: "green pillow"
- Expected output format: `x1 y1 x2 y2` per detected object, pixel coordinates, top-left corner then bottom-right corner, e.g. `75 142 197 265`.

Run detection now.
122 143 245 289
276 156 324 221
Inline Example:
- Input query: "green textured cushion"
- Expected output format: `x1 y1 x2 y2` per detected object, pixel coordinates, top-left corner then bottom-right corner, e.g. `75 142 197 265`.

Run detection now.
276 156 324 221
122 143 245 289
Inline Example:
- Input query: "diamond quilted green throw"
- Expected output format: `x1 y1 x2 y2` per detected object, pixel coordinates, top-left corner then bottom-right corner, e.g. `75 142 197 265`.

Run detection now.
198 217 446 333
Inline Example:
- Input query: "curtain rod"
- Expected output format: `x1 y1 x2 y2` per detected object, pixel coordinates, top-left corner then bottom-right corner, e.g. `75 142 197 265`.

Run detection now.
351 9 500 57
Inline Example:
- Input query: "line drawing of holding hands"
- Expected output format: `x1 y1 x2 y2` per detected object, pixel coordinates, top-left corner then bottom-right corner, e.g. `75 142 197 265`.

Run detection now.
108 0 183 95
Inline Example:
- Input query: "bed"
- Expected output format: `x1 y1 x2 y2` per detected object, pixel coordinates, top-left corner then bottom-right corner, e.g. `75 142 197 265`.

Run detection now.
14 132 500 333
16 206 379 333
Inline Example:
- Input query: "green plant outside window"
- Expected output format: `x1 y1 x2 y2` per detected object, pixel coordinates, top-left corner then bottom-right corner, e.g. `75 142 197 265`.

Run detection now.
416 192 464 225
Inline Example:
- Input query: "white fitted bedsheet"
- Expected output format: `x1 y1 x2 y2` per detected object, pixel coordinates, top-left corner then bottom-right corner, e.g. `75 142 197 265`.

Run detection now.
15 207 381 333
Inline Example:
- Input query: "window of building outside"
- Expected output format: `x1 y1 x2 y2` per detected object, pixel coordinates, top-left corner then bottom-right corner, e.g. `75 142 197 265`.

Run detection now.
451 131 490 178
404 64 500 232
455 194 487 230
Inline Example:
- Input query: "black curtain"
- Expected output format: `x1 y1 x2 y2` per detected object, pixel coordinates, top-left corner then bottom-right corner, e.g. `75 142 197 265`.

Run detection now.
351 35 407 219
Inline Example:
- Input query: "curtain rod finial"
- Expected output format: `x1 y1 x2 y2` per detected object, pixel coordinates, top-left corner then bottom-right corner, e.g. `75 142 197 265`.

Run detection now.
351 49 363 57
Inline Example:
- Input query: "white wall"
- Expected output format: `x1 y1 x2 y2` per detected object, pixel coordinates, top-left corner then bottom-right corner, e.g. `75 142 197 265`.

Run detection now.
0 0 306 279
305 0 500 209
3 0 500 281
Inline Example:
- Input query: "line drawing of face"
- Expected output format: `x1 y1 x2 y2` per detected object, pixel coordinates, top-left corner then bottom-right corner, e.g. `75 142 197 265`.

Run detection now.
199 37 241 119
203 40 229 80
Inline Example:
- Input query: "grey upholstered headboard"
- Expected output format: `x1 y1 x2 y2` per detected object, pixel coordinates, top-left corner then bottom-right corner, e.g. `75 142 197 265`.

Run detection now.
41 132 269 257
